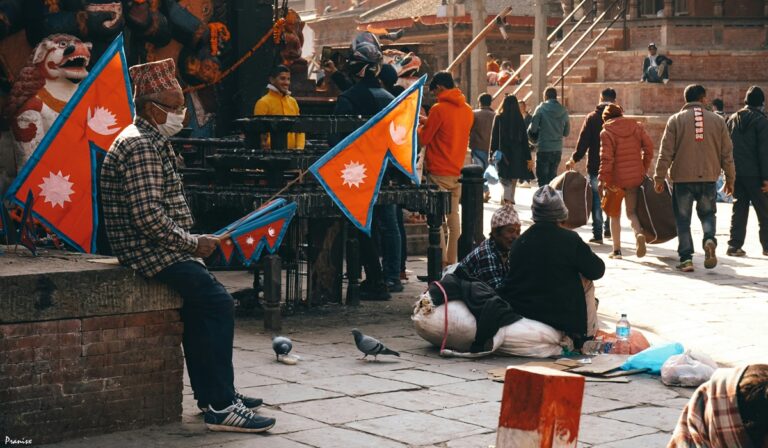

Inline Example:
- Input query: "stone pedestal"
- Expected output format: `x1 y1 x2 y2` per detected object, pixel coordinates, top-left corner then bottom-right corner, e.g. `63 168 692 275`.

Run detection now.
0 249 183 445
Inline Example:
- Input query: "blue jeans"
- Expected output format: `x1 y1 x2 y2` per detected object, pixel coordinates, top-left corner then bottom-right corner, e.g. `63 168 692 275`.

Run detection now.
372 204 401 283
588 175 606 239
536 151 561 187
471 148 490 193
155 261 235 408
672 182 717 262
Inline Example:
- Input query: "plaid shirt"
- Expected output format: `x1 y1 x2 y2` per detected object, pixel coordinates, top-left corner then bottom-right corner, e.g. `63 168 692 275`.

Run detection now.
668 367 753 448
101 117 197 277
459 238 509 289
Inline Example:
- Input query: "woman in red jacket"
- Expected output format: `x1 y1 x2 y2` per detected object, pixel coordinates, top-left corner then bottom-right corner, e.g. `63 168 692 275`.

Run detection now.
599 104 655 259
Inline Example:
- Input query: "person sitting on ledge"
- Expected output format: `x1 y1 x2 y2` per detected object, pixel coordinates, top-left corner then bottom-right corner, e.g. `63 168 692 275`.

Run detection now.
496 186 605 342
459 205 521 290
641 42 672 84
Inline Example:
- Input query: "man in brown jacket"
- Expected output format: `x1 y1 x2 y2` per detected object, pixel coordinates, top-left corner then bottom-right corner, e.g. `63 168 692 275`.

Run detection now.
654 84 736 272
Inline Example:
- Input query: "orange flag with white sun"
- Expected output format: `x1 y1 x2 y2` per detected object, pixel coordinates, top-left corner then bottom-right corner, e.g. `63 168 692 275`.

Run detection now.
309 75 425 234
4 35 133 253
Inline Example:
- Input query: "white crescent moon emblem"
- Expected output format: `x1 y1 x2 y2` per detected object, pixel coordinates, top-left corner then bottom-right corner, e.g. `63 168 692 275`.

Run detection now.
389 121 407 146
268 227 276 237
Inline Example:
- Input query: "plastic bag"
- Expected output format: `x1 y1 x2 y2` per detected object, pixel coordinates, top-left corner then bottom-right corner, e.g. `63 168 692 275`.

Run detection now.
621 342 684 374
483 164 499 185
661 349 718 387
594 329 651 355
496 318 571 358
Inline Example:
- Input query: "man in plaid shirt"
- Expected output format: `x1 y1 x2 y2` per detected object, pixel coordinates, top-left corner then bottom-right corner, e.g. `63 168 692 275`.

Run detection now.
459 205 521 289
101 59 275 434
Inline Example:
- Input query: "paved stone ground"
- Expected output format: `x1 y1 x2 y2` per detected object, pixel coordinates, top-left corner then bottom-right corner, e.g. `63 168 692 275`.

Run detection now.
42 184 768 448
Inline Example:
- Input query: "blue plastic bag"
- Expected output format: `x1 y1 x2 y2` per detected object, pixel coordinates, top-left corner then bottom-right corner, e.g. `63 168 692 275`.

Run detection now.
621 342 684 375
483 164 499 185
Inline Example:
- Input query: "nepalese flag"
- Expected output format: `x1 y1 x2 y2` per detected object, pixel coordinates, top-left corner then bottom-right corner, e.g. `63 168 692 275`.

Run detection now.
309 75 426 234
213 199 288 264
4 34 133 253
217 201 297 266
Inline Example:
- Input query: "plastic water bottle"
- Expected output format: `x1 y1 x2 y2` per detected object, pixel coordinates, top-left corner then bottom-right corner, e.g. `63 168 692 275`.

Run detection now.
616 314 631 340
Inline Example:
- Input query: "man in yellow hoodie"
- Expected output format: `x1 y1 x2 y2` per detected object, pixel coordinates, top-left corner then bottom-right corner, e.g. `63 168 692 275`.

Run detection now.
418 71 474 264
253 65 305 150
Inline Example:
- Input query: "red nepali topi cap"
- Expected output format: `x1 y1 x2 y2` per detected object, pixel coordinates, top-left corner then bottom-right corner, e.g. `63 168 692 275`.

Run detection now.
129 58 181 99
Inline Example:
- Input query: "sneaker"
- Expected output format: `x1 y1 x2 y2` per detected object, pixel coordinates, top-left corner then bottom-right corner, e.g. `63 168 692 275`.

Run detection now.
663 78 669 84
703 239 717 269
726 247 746 257
199 392 263 413
608 250 622 259
384 279 404 293
205 400 276 433
677 259 694 272
588 237 603 244
635 234 647 258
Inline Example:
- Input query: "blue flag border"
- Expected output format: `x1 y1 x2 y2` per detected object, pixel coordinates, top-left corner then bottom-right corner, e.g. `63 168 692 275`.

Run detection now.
308 75 426 235
4 34 134 253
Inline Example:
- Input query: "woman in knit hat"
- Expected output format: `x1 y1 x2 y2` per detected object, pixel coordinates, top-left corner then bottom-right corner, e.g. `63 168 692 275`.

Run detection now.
598 103 655 259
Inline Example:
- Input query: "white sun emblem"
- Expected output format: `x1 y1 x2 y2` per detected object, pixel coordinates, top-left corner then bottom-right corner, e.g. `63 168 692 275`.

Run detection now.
268 227 276 237
38 171 75 208
340 161 367 188
245 236 255 246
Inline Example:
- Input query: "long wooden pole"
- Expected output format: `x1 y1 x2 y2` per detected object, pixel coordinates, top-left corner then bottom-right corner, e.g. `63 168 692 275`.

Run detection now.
446 5 513 73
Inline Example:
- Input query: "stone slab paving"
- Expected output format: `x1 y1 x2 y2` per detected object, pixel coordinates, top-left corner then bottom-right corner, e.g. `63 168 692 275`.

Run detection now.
345 412 490 446
38 184 768 448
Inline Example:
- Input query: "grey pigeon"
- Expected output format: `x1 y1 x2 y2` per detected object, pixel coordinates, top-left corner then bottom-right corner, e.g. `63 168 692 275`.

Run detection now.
351 329 400 360
272 336 293 361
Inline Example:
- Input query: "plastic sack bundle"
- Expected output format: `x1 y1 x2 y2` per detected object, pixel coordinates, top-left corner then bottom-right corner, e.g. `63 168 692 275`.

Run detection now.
411 292 568 358
661 349 718 387
496 318 571 358
621 342 684 374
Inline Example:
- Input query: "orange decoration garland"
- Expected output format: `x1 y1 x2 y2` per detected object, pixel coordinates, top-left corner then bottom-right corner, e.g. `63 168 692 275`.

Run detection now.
208 22 231 56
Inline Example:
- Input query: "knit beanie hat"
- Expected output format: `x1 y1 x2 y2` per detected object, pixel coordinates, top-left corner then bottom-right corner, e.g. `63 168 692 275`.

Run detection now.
491 205 520 230
745 86 765 108
602 103 624 122
129 58 181 100
532 185 569 223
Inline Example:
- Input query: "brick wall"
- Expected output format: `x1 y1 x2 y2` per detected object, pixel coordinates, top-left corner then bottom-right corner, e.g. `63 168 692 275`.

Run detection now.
0 311 184 445
627 20 767 50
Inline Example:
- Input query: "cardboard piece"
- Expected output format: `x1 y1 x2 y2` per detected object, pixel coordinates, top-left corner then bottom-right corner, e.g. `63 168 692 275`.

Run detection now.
569 354 630 374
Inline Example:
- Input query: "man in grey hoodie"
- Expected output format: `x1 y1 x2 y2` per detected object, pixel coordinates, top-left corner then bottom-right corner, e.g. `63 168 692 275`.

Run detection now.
726 86 768 257
528 87 570 186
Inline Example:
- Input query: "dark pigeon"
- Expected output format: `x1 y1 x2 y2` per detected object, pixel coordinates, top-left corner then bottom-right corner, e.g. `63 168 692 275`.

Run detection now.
272 336 293 361
351 329 400 360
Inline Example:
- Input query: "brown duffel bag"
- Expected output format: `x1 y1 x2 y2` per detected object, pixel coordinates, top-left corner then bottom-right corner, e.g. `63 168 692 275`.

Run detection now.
636 176 677 244
549 170 592 229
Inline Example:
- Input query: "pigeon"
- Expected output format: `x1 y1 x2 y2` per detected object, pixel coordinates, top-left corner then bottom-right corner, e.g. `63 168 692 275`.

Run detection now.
351 329 400 361
272 336 293 361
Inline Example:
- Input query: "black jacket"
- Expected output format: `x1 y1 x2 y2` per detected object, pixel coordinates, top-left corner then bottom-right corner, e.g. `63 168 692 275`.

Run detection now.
490 115 534 181
429 266 522 352
727 106 768 180
497 222 605 336
571 103 609 176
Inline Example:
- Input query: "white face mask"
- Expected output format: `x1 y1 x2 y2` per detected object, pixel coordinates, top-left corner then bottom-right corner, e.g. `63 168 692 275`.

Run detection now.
157 110 185 137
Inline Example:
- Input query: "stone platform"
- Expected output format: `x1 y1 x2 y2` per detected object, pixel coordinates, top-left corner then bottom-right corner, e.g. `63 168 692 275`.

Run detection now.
0 249 183 444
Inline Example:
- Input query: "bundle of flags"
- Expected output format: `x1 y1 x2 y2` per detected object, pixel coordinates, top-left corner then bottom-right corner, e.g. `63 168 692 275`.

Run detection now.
213 199 297 266
309 75 426 234
4 34 133 254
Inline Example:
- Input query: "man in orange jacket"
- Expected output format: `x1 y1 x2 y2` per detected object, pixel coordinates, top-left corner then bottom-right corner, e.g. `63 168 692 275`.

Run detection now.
418 71 474 264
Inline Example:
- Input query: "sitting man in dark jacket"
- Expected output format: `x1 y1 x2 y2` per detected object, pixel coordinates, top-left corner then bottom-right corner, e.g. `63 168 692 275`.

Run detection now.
459 205 520 290
497 185 605 341
641 43 672 84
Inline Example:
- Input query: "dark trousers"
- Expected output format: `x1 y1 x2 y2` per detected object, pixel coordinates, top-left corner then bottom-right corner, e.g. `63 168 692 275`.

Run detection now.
361 204 401 284
728 176 768 251
672 182 717 262
536 151 562 187
156 261 235 407
396 206 407 272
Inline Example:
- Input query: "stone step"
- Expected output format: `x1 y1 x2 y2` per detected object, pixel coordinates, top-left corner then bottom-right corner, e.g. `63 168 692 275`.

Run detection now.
597 49 768 83
561 81 756 115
